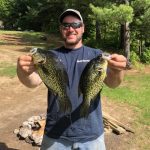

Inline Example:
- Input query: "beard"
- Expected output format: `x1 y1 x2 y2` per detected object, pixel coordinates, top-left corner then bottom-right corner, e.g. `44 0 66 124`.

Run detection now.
62 33 83 46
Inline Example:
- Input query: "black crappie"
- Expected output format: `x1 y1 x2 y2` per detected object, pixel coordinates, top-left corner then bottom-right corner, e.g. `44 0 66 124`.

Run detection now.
79 55 108 117
30 48 72 113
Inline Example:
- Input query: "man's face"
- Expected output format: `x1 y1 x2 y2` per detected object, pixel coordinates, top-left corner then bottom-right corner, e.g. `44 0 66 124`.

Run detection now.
60 15 84 47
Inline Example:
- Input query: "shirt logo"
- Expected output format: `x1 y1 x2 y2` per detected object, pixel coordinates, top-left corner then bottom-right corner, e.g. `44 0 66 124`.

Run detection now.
77 59 90 63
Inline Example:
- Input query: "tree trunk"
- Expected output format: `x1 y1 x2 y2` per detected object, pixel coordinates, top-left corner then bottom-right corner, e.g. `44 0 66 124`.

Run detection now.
119 22 130 60
124 22 130 60
119 0 131 62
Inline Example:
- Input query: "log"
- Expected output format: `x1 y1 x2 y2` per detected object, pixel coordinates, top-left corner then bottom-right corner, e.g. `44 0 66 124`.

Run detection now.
103 112 134 134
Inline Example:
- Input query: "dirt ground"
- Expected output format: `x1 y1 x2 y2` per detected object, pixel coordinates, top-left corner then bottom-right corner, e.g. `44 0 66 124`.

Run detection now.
0 33 148 150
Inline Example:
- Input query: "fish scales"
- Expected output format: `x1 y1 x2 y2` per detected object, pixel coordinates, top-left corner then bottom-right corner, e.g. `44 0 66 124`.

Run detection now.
31 48 72 113
79 55 108 117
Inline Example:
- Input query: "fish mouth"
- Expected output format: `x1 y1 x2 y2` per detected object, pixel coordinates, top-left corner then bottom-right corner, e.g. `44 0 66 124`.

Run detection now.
30 48 38 55
37 57 46 64
30 48 46 64
102 52 111 60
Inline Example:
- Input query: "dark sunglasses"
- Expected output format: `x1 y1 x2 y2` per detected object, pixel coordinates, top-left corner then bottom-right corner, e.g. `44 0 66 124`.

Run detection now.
61 22 83 29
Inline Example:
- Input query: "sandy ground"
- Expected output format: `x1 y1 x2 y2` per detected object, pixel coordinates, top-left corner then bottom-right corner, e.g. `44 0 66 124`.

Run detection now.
0 32 148 150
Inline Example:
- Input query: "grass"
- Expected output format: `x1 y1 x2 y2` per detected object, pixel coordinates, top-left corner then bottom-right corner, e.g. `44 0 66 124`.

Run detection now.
0 30 47 48
0 40 6 44
0 30 60 49
0 62 16 78
102 72 150 125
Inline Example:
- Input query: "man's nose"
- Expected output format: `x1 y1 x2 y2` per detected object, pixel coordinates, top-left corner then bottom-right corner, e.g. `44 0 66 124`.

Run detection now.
68 26 74 31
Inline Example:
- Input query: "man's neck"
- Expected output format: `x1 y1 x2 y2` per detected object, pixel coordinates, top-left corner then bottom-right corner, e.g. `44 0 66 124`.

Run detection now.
64 41 83 49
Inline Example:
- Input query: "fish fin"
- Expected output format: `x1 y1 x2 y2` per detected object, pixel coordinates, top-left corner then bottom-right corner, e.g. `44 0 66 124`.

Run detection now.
63 70 69 87
58 96 72 113
80 101 90 118
78 84 83 98
78 77 84 97
59 65 69 87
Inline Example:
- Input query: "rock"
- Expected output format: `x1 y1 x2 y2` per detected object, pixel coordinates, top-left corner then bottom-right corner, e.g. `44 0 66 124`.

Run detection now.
14 114 46 146
19 127 32 139
22 121 32 129
14 129 19 135
31 134 43 146
28 116 41 122
25 136 34 144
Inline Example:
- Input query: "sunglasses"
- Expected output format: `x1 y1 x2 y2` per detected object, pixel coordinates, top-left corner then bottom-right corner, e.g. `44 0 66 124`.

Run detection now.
61 22 83 29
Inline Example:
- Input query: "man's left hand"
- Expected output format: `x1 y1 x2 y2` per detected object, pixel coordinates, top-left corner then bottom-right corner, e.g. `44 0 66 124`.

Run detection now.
107 54 127 71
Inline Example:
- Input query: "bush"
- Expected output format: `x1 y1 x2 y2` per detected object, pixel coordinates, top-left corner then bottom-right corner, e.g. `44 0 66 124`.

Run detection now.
130 51 140 65
83 38 101 48
130 51 145 69
141 47 150 64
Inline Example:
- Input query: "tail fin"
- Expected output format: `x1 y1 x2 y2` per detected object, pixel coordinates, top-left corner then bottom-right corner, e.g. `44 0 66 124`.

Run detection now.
80 100 90 118
59 96 72 113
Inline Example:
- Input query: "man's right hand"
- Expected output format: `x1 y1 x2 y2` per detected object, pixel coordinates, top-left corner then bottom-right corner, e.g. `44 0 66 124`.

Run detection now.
17 54 36 75
17 54 42 88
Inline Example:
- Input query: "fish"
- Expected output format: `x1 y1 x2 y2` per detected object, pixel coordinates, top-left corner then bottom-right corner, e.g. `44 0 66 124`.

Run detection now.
30 48 72 113
79 54 108 117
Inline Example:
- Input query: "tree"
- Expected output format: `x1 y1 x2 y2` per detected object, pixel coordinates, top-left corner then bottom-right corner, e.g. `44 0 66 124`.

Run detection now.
131 0 150 56
89 3 133 55
119 0 131 60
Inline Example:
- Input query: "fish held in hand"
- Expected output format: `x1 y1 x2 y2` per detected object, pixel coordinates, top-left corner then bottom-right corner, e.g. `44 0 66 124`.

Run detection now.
79 55 108 117
30 48 72 113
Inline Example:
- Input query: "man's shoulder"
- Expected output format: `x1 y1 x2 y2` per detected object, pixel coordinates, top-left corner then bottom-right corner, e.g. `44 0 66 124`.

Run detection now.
47 46 63 55
83 45 103 55
51 46 63 52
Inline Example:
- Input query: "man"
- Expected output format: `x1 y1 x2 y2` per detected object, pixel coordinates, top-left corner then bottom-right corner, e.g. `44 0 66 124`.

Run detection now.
17 9 127 150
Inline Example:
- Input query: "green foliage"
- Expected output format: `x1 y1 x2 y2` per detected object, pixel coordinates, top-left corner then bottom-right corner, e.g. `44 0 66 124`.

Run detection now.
129 51 145 70
130 51 140 64
141 47 150 64
131 0 150 40
90 4 133 24
142 8 150 38
131 0 150 13
84 37 104 49
112 4 134 24
89 4 112 22
0 0 11 19
88 3 133 53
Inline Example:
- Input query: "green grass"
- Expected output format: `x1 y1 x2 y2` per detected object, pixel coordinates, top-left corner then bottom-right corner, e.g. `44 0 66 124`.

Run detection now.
0 62 16 77
0 40 6 44
102 73 150 125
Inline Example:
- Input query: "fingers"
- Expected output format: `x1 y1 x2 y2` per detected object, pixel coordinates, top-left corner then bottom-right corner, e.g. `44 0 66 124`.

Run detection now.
110 54 127 62
108 54 127 71
18 55 33 63
17 55 36 75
